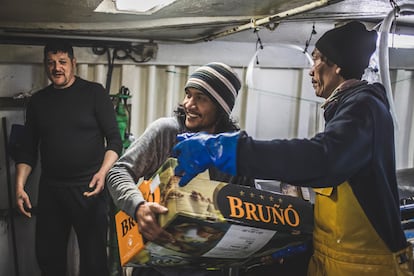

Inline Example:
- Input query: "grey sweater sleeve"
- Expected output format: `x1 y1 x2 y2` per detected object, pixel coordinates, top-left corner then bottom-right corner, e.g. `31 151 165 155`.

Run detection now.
106 117 180 218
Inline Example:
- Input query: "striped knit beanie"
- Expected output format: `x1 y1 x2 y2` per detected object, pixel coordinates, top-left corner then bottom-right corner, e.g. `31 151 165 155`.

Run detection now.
185 62 241 115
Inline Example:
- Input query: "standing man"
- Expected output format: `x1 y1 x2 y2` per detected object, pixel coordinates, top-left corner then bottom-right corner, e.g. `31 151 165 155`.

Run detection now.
106 62 247 275
15 41 122 276
172 21 414 275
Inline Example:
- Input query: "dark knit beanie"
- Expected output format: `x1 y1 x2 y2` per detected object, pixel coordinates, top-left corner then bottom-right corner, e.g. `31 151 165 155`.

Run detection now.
185 62 241 115
315 21 378 79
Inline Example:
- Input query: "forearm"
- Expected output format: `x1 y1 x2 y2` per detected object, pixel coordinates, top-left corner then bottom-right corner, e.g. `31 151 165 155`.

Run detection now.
15 163 32 191
83 150 121 197
98 149 119 175
15 163 33 217
106 117 179 216
106 165 145 218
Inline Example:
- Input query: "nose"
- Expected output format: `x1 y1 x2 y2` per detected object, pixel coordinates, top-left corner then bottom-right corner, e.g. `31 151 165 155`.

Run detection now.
183 97 195 111
187 97 197 108
309 67 314 77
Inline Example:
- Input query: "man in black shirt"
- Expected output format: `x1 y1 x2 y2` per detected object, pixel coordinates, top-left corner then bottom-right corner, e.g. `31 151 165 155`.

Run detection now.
15 41 122 276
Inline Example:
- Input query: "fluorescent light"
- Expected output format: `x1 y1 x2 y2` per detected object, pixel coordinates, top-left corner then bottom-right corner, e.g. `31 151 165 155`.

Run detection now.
388 34 414 49
115 0 177 13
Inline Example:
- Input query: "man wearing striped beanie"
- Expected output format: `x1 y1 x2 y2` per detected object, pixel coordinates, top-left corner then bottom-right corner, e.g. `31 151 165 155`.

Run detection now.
107 62 251 275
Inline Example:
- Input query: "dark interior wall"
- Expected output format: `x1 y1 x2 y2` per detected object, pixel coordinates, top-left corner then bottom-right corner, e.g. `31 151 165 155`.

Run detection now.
0 111 41 276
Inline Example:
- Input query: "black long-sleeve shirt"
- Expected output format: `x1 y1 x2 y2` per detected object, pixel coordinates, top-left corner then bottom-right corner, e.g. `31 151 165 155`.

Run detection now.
17 77 122 186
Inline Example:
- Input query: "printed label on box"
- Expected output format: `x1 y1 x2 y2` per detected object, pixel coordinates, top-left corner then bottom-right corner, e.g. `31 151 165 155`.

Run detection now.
115 158 314 268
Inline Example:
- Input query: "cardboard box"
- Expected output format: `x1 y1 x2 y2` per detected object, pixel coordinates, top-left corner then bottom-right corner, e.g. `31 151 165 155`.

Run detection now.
115 158 314 268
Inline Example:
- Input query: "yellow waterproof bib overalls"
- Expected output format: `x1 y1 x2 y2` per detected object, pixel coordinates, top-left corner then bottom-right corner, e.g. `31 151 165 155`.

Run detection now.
308 181 413 276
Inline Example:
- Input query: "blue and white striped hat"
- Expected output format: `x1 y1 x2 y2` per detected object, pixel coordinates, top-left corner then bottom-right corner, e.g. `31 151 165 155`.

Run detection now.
185 62 241 115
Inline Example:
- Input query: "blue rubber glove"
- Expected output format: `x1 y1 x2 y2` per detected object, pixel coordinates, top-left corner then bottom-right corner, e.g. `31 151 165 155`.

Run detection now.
172 131 240 187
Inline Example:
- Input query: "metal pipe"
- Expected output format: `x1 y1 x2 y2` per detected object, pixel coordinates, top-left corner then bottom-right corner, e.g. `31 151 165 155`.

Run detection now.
77 64 89 80
245 44 314 137
165 65 176 116
204 0 342 41
130 67 143 136
94 64 107 87
0 31 150 46
378 4 414 132
146 65 157 125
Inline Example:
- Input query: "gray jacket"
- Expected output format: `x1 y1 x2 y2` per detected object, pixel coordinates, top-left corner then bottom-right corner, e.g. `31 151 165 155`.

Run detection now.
106 116 182 218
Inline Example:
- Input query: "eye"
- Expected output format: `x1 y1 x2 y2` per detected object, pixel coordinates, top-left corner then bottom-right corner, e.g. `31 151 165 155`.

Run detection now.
195 94 208 102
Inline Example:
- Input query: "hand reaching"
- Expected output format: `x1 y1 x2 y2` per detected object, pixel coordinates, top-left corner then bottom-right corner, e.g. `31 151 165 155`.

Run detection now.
172 131 240 186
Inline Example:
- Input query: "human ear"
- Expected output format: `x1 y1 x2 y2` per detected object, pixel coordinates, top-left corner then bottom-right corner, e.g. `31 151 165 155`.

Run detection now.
335 67 341 75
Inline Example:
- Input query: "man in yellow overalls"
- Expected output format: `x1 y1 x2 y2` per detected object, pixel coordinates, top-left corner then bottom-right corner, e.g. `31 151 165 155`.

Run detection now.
172 21 414 275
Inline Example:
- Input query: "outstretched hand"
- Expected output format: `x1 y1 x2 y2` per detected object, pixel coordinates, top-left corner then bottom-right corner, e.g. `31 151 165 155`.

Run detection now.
172 131 240 186
173 132 212 186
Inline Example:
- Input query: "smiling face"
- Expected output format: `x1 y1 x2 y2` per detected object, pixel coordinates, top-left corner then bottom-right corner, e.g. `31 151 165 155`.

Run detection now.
309 48 344 99
45 51 76 89
182 87 219 134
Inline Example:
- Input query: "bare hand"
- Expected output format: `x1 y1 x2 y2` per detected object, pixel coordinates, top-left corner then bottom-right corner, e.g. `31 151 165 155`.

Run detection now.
84 171 106 197
16 189 32 218
136 202 173 243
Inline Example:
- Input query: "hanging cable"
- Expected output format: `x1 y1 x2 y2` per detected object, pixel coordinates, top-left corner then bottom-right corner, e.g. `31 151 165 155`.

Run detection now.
390 0 401 14
107 49 116 94
92 43 157 93
91 46 115 93
113 45 155 63
254 28 264 65
303 23 317 53
390 0 401 48
378 2 413 136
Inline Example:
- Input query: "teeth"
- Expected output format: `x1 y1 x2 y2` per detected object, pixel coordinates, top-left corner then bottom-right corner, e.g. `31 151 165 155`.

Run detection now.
187 112 199 118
